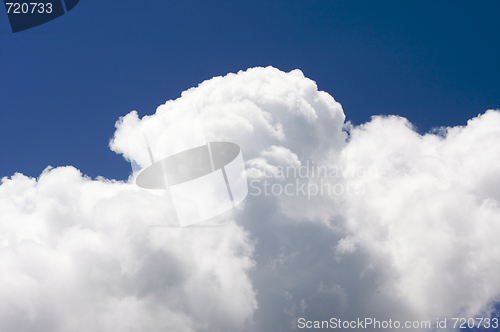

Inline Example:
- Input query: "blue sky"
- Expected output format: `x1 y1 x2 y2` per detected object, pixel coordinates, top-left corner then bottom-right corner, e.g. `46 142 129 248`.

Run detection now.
1 0 499 181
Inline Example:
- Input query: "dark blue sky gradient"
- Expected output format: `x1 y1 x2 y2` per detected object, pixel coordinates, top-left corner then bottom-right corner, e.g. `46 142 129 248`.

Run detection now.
1 0 499 181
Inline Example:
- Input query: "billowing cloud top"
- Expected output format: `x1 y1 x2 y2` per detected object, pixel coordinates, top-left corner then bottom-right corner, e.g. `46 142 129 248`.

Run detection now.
1 66 499 331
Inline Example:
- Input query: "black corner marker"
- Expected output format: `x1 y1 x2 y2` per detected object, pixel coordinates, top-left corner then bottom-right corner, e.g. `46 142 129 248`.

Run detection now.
3 0 79 33
63 0 78 12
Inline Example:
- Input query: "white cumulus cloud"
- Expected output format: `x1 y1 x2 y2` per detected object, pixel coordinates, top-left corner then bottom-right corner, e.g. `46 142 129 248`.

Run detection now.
1 66 499 331
0 167 256 332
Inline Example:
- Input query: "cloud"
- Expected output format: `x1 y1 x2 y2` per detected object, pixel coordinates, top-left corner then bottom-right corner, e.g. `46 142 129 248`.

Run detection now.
0 167 256 332
2 66 500 331
339 111 500 321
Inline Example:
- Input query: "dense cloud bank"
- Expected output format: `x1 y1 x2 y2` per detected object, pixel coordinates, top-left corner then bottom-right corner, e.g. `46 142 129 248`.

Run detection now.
0 167 256 332
1 67 499 331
